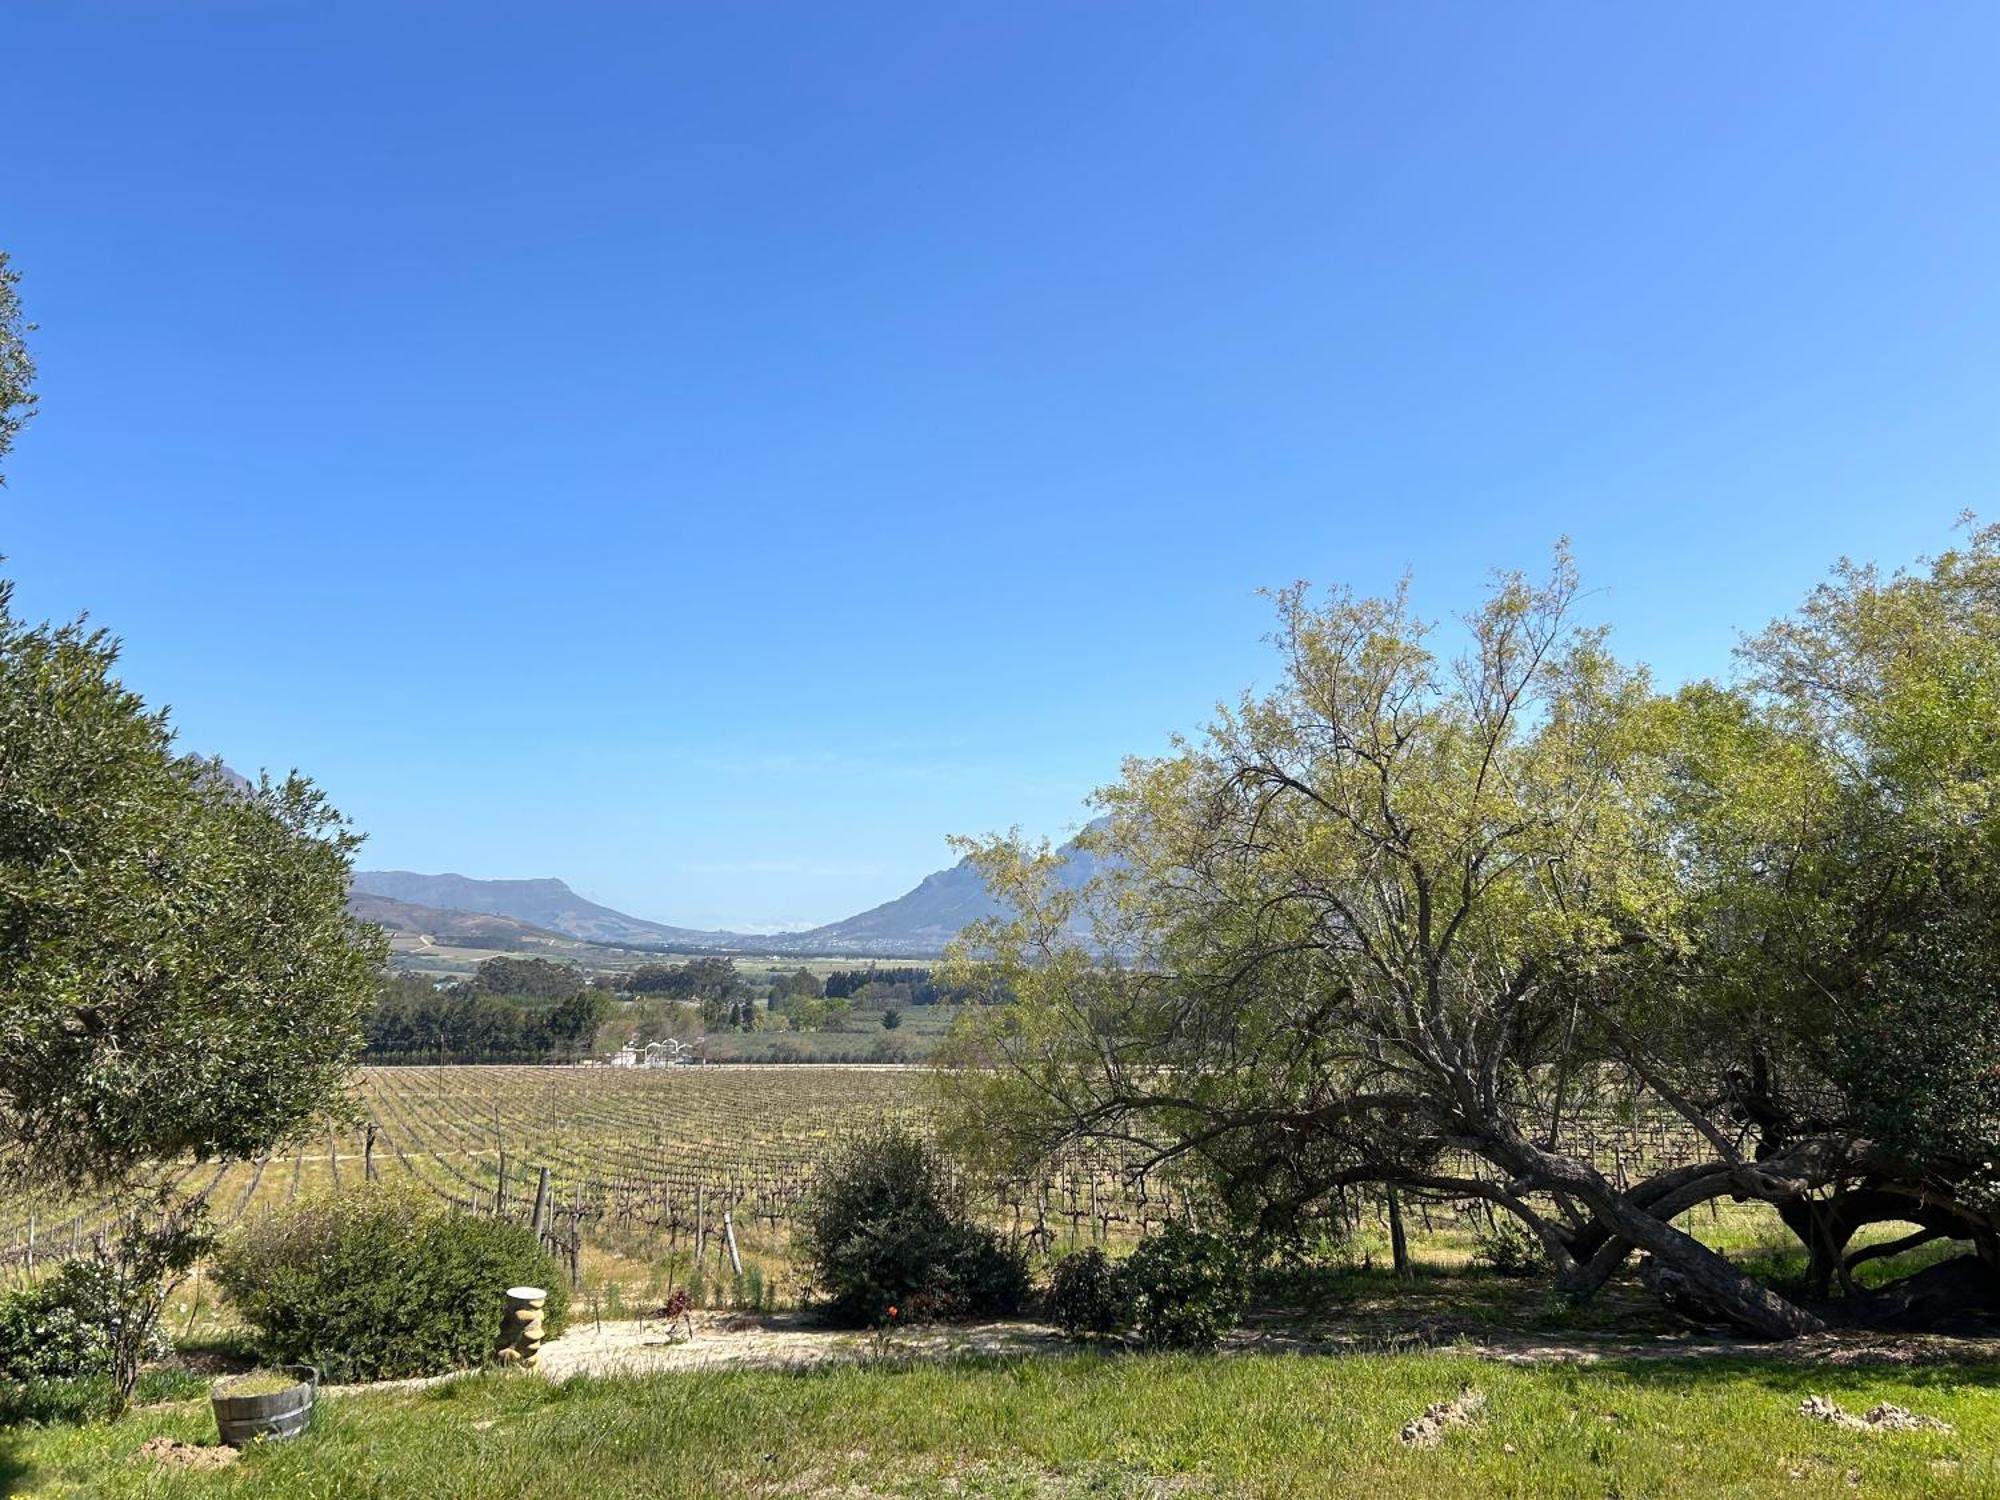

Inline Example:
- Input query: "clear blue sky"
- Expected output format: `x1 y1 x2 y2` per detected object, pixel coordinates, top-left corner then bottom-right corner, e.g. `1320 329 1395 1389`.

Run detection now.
5 4 1996 931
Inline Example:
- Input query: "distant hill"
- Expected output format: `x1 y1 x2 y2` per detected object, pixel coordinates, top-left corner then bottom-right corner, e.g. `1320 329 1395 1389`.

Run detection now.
189 758 254 795
346 892 581 950
775 821 1108 956
348 871 735 949
351 822 1109 960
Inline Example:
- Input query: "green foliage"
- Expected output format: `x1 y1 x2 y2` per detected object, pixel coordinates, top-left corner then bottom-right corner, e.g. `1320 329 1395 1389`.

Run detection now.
784 993 854 1033
938 531 2000 1334
366 974 612 1063
880 1006 902 1030
1119 1224 1247 1352
0 1196 210 1414
1679 523 2000 1242
771 967 825 1002
0 1262 156 1384
823 966 978 1005
0 581 384 1190
471 957 585 1000
1045 1247 1130 1338
212 1183 568 1382
0 251 34 480
1834 914 2000 1213
1472 1218 1546 1279
801 1127 1027 1326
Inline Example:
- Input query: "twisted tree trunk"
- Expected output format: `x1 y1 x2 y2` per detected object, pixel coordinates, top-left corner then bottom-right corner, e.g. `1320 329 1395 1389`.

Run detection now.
1502 1135 1825 1339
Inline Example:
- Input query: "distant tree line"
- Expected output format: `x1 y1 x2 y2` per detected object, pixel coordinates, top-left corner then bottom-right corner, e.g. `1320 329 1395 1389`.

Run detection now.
365 962 612 1064
620 957 755 1030
823 966 993 1005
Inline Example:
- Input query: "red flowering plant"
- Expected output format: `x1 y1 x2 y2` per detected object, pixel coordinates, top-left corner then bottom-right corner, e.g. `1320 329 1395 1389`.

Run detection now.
656 1287 694 1341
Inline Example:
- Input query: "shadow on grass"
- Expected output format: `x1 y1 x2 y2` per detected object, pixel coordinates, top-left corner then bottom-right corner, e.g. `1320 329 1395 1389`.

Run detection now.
1585 1352 2000 1398
0 1436 32 1499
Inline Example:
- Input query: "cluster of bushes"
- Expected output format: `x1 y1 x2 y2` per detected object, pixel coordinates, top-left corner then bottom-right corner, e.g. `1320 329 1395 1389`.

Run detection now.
1047 1227 1249 1351
804 1131 1250 1351
802 1128 1028 1325
0 1184 570 1415
213 1183 568 1381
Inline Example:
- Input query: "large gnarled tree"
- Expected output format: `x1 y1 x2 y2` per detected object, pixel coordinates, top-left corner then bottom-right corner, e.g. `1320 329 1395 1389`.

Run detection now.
944 537 1998 1338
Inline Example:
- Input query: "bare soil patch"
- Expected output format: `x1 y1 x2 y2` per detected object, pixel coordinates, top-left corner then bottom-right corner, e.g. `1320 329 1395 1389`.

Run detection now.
129 1436 240 1471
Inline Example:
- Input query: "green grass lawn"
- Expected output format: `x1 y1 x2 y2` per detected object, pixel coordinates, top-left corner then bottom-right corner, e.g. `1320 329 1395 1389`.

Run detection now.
9 1350 1997 1498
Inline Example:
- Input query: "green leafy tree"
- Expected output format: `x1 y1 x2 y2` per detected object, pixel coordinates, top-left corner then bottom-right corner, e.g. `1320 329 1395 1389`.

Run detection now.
0 251 35 480
941 551 1838 1337
774 967 824 1001
0 583 385 1189
1653 524 2000 1289
541 987 615 1060
471 955 585 999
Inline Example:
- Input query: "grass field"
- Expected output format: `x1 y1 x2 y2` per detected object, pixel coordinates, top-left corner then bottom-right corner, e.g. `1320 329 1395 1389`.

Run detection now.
9 1350 1998 1498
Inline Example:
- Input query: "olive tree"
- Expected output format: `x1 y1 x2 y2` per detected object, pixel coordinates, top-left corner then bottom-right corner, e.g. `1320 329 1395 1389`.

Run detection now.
1 581 385 1188
0 251 34 479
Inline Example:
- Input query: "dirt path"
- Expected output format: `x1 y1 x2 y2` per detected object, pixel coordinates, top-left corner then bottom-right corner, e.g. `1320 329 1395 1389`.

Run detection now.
534 1312 1065 1380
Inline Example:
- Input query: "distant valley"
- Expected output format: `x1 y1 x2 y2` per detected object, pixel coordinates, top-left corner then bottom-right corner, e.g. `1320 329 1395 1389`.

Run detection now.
348 822 1107 960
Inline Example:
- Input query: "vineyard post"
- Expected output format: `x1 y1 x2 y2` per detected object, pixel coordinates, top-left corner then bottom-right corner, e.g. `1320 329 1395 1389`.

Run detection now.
723 1209 742 1278
497 1151 509 1218
364 1122 377 1182
24 1215 31 1271
531 1167 552 1240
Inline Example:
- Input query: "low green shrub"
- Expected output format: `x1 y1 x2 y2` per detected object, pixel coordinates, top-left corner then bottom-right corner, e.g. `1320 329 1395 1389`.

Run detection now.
0 1197 209 1416
1120 1224 1247 1351
212 1182 568 1382
1046 1247 1130 1338
1472 1218 1545 1278
0 1260 168 1384
802 1127 1028 1326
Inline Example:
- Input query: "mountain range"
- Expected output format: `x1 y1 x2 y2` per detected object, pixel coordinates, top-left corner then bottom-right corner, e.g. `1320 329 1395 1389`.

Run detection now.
350 822 1108 958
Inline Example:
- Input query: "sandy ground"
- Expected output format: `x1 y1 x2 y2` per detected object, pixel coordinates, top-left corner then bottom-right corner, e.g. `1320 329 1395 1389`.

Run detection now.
535 1311 1064 1379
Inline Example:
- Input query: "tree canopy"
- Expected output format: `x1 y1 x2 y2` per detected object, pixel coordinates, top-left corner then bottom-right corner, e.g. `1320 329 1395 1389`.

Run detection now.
0 582 385 1189
943 534 2000 1336
0 252 34 481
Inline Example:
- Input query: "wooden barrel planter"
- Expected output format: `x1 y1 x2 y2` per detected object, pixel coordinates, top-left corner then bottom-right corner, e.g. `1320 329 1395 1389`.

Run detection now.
211 1367 317 1447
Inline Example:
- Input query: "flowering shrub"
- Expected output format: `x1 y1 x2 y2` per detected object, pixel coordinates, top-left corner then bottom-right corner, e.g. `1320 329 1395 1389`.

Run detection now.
0 1261 170 1383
